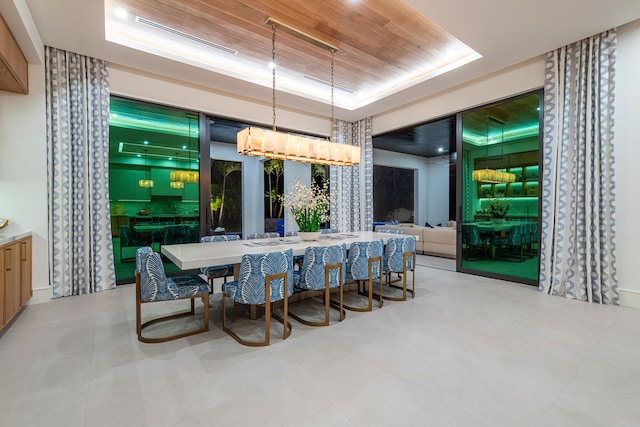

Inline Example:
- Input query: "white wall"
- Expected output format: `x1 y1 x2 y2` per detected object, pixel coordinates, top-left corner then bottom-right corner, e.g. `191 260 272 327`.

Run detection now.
614 19 640 307
0 64 49 302
426 156 451 225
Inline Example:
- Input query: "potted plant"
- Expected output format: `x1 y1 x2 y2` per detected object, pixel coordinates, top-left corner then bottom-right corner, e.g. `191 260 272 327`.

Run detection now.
486 194 510 223
281 179 330 240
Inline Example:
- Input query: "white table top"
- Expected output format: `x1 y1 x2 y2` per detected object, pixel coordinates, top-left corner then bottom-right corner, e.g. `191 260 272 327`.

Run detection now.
161 231 414 270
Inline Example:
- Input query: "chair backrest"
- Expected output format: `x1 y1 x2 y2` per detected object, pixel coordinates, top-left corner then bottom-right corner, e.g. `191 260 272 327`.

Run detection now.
121 225 134 247
200 234 241 243
384 236 416 273
320 228 339 234
462 224 482 246
233 249 294 305
297 244 347 290
378 228 404 234
136 246 180 302
347 239 384 280
245 232 280 240
506 224 523 245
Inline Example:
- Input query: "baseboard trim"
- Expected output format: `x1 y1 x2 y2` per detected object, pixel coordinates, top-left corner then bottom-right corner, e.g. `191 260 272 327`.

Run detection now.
619 288 640 309
28 287 51 304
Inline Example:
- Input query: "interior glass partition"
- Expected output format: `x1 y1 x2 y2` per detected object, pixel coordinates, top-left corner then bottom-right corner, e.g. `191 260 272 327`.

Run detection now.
109 97 200 284
458 91 541 284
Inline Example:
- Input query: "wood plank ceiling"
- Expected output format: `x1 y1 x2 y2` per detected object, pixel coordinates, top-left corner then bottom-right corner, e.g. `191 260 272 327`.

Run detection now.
105 0 477 106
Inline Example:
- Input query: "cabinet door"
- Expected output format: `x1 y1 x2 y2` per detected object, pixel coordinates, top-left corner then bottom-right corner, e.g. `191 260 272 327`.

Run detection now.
183 182 199 202
3 241 21 324
150 168 183 197
20 237 32 306
0 247 4 328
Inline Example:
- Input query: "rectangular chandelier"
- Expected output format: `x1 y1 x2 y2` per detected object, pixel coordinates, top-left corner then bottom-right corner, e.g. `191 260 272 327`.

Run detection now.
472 168 516 184
237 127 360 166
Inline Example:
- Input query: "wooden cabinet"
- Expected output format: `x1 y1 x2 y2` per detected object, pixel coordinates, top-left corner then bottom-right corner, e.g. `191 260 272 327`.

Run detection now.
1 235 32 330
0 15 28 94
109 167 151 201
150 168 183 197
183 182 199 202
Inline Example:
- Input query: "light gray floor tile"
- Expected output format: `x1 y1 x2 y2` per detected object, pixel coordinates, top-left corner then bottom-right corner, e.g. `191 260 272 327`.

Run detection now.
1 263 639 426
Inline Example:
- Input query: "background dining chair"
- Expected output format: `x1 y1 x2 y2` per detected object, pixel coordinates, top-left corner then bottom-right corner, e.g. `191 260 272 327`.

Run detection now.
494 224 524 261
120 225 145 262
135 246 209 343
221 249 294 346
290 243 346 326
320 228 339 234
200 234 241 292
343 239 384 312
462 224 487 260
245 232 280 239
377 228 404 234
381 236 416 301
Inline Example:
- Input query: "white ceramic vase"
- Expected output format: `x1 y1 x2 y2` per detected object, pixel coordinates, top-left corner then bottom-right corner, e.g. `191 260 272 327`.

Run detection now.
298 231 322 241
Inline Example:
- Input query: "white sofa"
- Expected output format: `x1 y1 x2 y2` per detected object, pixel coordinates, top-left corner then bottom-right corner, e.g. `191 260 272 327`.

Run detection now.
375 223 456 258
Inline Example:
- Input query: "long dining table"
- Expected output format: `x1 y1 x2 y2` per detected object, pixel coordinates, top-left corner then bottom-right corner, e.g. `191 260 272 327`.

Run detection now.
161 231 414 271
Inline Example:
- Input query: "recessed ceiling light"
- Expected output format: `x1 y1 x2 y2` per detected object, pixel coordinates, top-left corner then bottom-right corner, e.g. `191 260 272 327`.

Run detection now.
143 140 149 145
114 8 128 19
268 61 276 69
182 145 187 149
438 147 444 152
168 157 173 161
136 154 141 157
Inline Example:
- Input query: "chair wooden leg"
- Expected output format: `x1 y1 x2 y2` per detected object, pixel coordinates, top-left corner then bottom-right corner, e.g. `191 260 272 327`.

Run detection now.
290 264 342 327
223 272 291 346
138 292 209 343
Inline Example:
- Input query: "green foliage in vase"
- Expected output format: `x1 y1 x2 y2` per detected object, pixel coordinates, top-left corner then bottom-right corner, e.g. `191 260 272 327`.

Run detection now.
486 194 510 218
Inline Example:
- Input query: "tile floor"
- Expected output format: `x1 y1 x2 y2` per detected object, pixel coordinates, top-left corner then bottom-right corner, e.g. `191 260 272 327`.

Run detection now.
1 255 640 426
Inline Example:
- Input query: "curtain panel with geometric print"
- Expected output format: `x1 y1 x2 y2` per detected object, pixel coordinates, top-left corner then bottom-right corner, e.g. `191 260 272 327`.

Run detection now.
45 46 116 298
540 30 618 304
330 118 373 233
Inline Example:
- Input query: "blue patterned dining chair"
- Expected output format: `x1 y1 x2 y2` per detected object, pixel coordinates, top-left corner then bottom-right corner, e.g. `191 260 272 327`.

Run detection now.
120 225 145 262
290 243 347 326
200 235 241 292
135 246 210 343
494 224 524 261
381 236 416 301
462 224 487 260
344 239 384 312
222 249 294 346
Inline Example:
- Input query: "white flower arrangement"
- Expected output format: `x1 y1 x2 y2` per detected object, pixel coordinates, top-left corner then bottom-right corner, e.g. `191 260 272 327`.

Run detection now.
280 179 330 232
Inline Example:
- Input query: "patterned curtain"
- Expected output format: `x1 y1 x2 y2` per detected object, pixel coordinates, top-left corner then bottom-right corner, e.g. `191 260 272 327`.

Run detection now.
330 118 373 232
539 30 618 304
45 46 116 297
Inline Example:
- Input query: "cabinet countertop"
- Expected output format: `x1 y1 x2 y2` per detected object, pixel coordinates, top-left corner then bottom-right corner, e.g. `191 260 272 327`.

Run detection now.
0 230 32 246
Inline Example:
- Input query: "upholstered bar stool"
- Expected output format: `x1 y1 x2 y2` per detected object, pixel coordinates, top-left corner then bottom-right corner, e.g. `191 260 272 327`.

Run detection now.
222 249 294 346
342 239 384 312
290 243 347 326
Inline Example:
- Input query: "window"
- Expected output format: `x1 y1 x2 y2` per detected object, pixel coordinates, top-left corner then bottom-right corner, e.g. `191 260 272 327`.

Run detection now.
373 165 415 223
109 97 200 284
